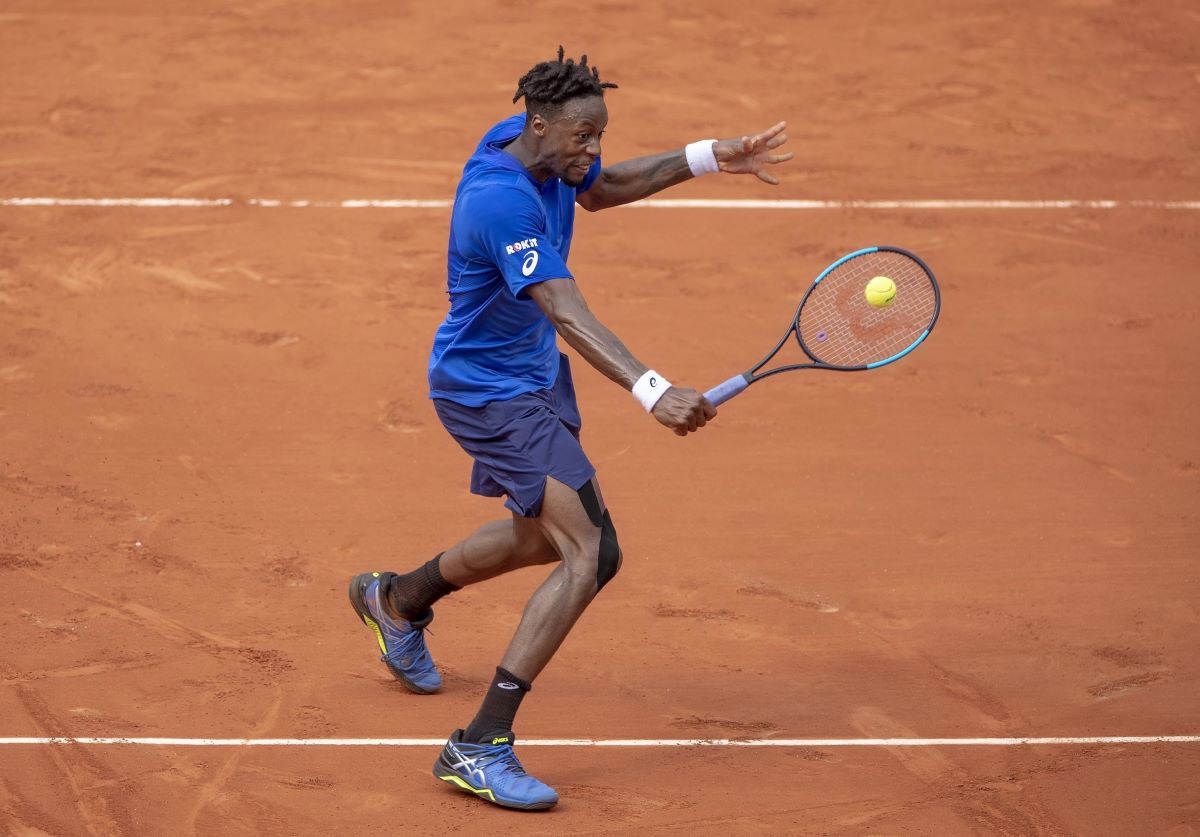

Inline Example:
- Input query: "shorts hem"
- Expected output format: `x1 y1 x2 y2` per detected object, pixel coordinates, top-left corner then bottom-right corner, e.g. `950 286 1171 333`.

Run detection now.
489 466 596 518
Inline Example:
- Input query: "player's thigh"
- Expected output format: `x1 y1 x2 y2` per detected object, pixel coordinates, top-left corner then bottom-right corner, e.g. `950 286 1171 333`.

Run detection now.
534 476 605 574
509 511 558 568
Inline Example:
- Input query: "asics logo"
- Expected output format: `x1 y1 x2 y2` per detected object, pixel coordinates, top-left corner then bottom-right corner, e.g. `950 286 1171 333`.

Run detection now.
447 744 488 786
498 682 520 690
505 237 538 255
521 251 539 277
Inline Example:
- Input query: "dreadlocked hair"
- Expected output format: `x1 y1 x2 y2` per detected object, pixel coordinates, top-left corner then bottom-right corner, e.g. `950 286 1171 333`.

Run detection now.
513 46 618 116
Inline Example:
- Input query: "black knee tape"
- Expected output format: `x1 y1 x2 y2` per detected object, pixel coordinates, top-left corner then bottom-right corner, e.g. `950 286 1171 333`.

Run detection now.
597 510 621 590
577 481 604 527
577 482 621 590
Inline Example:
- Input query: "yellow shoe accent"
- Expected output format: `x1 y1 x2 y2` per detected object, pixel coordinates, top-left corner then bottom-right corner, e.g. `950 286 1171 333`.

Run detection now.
491 736 511 745
361 613 388 656
438 774 496 802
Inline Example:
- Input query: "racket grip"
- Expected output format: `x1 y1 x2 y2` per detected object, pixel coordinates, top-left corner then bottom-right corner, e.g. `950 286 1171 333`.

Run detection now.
704 374 750 407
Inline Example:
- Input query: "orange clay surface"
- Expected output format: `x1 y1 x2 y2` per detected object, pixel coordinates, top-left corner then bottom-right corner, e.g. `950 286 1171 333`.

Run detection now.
2 2 1199 834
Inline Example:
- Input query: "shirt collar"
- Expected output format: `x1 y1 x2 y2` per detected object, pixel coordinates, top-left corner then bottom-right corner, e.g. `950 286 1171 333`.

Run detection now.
481 114 558 189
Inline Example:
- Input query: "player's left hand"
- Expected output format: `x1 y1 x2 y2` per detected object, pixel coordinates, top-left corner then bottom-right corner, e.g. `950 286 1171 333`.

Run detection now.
714 122 794 185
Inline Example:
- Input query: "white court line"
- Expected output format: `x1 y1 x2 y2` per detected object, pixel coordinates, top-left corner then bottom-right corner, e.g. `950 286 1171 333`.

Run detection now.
640 199 1200 210
1 197 236 207
0 736 1197 747
1 197 1199 210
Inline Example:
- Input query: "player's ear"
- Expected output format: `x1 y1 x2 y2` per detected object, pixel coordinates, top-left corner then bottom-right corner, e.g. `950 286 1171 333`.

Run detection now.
528 113 549 137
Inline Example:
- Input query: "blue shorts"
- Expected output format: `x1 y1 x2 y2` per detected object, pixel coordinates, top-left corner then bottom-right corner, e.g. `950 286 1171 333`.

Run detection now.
432 353 596 518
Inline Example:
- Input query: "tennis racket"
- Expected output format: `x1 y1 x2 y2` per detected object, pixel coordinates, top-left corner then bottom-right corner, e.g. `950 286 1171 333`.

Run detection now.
704 246 940 406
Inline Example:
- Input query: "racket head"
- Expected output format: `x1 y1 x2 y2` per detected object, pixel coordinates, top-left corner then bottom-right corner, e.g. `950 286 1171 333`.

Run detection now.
794 246 940 370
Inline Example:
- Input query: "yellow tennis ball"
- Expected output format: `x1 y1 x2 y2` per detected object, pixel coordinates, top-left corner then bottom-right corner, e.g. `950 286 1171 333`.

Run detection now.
864 275 897 308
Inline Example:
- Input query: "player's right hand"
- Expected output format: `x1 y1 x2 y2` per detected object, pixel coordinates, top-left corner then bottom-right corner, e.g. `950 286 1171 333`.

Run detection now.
651 387 717 436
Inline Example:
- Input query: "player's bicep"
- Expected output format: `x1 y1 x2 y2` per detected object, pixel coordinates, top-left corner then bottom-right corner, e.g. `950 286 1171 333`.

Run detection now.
525 278 590 327
576 184 604 212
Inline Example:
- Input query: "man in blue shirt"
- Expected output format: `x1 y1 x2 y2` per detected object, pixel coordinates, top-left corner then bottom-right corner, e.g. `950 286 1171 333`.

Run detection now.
349 47 792 810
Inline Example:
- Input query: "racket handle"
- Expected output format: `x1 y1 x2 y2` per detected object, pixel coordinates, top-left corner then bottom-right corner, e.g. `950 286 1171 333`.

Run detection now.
704 374 750 407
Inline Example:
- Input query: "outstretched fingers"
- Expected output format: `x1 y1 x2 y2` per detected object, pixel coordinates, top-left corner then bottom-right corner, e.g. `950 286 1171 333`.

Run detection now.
752 121 788 146
714 120 793 182
759 123 795 184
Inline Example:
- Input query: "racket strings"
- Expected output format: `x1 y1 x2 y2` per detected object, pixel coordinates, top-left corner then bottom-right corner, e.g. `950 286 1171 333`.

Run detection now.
797 251 937 367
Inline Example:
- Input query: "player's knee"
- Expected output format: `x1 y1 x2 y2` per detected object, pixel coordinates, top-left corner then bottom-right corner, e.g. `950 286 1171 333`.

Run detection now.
576 481 621 592
595 510 621 592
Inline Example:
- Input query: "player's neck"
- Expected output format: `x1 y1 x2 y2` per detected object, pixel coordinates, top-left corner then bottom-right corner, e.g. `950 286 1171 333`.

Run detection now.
502 133 553 183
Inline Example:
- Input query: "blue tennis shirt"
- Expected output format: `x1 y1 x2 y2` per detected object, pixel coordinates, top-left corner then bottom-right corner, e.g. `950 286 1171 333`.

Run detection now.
428 114 601 407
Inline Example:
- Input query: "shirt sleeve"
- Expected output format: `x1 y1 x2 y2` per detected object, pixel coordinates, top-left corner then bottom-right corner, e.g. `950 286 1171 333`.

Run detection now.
469 185 573 298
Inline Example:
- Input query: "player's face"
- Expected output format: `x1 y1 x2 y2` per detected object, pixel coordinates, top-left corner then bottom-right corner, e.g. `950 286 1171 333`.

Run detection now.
538 96 608 187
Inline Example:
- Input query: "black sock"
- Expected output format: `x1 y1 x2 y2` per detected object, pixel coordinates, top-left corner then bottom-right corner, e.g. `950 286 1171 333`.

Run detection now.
463 667 531 743
381 553 460 620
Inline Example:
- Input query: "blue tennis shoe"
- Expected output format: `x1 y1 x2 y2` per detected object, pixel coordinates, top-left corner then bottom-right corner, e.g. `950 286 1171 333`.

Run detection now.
348 572 441 694
433 729 558 810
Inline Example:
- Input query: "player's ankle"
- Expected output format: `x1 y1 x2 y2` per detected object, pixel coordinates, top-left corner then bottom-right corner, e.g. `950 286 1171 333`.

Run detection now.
382 555 460 620
463 667 530 742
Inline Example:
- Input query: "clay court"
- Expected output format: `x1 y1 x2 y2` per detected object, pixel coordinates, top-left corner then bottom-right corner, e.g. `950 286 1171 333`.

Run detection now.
2 1 1199 834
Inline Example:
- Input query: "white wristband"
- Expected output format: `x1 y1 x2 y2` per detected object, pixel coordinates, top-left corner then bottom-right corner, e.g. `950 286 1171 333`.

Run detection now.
685 139 719 177
632 369 672 412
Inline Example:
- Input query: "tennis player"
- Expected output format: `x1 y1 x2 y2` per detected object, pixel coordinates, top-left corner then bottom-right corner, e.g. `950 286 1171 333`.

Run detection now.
349 47 792 810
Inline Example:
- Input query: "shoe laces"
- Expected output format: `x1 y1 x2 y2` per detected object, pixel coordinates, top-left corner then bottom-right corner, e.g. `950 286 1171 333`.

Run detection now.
370 586 434 661
387 623 433 666
473 742 526 777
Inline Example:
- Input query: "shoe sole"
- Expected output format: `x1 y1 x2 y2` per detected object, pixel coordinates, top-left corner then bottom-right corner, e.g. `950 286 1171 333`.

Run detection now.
432 753 558 811
347 573 439 695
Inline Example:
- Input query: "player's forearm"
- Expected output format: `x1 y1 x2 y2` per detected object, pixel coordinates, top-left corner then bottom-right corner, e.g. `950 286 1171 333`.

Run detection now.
553 309 647 389
584 150 693 210
529 280 647 387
